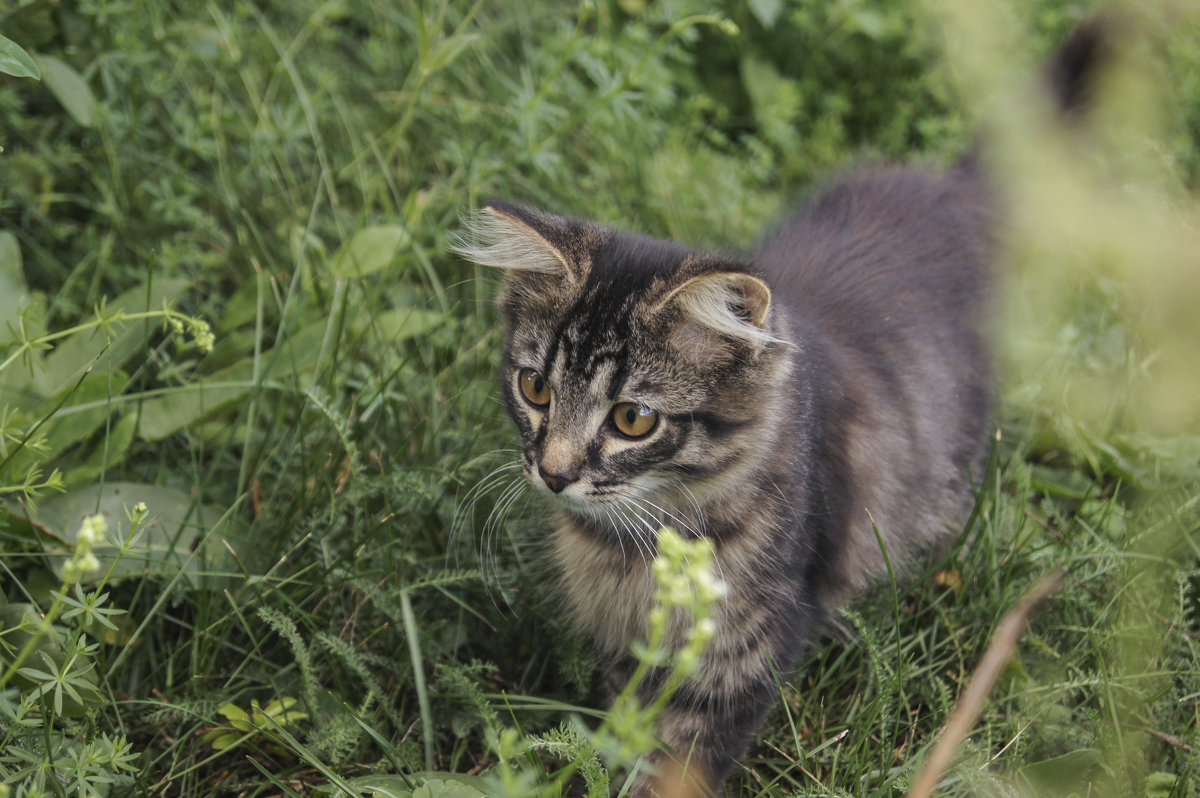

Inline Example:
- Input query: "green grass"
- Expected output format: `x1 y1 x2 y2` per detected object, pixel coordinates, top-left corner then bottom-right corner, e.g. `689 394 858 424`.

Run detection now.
1 1 1198 796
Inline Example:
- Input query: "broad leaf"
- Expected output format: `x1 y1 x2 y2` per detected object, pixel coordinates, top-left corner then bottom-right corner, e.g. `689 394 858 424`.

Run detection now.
343 774 489 798
27 482 253 587
0 231 29 347
330 225 409 278
70 413 139 487
1018 749 1102 795
413 778 488 798
748 0 782 28
136 316 328 441
373 307 446 343
34 55 96 127
37 278 191 401
0 34 40 79
33 371 131 463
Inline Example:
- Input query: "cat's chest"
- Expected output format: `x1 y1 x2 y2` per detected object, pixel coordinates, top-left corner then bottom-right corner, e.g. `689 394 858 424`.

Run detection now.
548 513 783 674
549 520 658 657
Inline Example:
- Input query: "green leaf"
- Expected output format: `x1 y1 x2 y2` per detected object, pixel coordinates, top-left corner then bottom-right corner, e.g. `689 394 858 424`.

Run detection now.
134 371 253 441
25 482 251 587
740 55 802 138
209 732 242 751
33 54 96 127
412 778 488 798
0 34 40 79
1018 749 1102 795
1027 464 1097 499
0 603 103 716
3 370 132 497
31 371 131 463
218 702 250 722
373 307 447 343
36 278 191 401
70 413 139 487
136 315 328 441
0 231 30 347
262 696 302 719
329 225 409 278
1145 772 1178 798
344 774 489 798
747 0 782 28
840 7 890 40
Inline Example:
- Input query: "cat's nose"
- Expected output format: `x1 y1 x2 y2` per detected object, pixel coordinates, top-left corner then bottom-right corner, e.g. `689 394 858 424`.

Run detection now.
538 465 577 493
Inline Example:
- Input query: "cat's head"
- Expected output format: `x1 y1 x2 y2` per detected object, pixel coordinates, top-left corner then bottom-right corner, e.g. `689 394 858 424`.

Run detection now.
455 201 790 522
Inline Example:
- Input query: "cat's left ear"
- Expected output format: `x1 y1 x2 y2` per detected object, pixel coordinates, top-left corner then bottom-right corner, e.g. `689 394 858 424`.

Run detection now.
657 271 778 347
452 201 587 285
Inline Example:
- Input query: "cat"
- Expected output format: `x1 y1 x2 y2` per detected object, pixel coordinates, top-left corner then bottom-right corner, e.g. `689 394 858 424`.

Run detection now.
454 21 1106 798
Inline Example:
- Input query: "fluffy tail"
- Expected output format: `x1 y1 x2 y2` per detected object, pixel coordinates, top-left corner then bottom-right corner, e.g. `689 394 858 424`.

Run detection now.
956 17 1114 175
1044 17 1113 118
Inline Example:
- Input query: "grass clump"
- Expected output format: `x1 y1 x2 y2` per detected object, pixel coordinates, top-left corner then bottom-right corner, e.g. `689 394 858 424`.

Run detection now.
1 0 1198 796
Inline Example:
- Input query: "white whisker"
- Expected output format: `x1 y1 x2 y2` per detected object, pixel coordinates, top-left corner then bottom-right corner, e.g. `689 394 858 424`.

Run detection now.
449 450 542 615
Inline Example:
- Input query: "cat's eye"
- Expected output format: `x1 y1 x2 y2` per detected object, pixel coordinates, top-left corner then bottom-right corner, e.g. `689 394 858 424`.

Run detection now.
517 368 551 407
610 402 658 438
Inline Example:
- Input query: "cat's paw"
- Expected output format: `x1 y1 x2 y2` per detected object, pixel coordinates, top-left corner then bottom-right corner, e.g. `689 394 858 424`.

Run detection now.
628 758 712 798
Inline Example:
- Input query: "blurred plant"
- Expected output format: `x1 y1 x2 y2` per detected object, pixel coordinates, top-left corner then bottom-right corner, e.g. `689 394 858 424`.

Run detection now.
913 2 1200 796
482 527 724 797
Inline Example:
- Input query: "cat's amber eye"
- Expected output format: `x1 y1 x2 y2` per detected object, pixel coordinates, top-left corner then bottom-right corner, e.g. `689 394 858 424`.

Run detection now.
517 368 551 407
610 402 658 438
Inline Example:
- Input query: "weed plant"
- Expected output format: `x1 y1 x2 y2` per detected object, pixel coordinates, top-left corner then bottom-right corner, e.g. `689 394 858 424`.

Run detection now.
1 1 1198 796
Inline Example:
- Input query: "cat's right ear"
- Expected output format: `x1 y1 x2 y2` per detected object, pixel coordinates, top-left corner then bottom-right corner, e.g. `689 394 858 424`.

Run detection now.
452 201 585 286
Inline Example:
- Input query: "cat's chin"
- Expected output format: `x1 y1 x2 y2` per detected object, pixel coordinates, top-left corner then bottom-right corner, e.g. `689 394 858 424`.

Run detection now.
547 490 595 513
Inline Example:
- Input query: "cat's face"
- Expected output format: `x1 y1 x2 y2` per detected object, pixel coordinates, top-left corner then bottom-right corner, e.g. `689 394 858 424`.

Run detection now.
456 201 786 526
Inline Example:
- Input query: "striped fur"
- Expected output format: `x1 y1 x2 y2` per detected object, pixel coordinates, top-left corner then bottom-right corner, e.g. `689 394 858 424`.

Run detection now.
450 20 1125 791
450 24 1120 792
455 169 994 796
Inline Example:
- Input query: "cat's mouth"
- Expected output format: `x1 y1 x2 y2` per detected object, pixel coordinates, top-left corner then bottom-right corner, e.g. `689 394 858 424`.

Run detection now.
526 469 630 513
532 472 701 534
546 485 594 510
537 479 612 512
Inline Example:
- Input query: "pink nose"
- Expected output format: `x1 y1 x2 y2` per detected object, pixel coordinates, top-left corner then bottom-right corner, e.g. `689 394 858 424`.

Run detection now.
538 466 576 493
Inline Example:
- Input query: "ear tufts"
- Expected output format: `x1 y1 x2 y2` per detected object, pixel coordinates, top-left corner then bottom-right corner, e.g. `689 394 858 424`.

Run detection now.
659 271 780 346
451 204 570 277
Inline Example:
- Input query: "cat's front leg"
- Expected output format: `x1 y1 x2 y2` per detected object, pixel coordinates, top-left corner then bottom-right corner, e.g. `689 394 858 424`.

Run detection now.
627 671 782 798
628 749 712 798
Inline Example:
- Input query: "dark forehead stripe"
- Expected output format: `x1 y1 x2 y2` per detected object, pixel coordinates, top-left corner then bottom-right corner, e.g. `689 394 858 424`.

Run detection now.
546 232 696 379
607 363 628 401
543 311 627 380
587 232 693 292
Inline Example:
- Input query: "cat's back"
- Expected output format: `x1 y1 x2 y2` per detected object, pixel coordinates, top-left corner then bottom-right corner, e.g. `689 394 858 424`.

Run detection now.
759 163 992 333
756 163 994 595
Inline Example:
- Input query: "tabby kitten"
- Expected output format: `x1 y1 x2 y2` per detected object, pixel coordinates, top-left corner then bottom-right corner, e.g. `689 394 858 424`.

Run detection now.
455 24 1103 798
